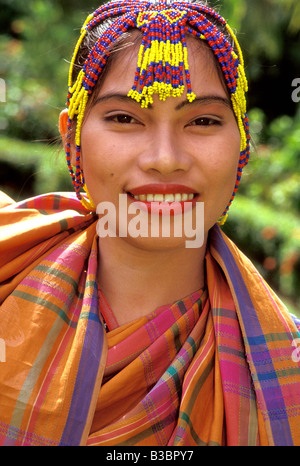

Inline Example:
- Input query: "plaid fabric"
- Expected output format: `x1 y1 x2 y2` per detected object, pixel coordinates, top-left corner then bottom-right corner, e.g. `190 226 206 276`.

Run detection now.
0 192 299 446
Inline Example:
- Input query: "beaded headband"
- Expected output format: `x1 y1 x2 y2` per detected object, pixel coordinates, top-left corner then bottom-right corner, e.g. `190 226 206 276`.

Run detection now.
65 0 250 223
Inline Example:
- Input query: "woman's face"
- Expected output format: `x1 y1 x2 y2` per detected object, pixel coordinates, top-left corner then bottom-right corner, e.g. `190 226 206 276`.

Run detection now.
70 36 241 249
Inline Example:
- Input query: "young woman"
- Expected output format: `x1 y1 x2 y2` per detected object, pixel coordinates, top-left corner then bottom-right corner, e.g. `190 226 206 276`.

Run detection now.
0 0 299 446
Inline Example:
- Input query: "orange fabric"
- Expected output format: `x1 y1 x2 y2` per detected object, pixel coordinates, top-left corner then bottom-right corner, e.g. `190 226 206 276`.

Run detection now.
0 193 299 446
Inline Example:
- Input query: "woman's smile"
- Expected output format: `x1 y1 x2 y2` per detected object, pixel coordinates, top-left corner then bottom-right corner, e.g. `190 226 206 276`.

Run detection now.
128 183 197 199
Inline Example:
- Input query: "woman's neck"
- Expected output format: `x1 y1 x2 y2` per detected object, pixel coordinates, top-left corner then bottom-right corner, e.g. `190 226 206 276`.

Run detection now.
97 236 207 326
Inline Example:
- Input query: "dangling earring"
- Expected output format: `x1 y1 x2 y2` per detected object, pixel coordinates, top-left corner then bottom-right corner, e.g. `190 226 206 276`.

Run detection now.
81 182 96 211
217 214 228 226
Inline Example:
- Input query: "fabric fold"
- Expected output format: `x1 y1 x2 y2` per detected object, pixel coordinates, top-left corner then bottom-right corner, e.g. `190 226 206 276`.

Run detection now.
0 193 299 446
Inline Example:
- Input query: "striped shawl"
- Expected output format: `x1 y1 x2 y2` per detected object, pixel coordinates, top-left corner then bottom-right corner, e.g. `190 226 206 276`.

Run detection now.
0 192 299 446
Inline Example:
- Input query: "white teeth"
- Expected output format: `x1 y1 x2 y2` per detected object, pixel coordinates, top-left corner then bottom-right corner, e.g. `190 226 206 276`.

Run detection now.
164 194 175 202
132 193 195 202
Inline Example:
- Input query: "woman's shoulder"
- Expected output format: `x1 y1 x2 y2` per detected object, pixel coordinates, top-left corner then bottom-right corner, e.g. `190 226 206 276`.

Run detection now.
0 191 90 214
0 191 97 287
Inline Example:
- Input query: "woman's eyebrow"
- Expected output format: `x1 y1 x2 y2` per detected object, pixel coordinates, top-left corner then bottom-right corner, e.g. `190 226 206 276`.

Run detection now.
93 93 147 107
92 93 231 110
175 95 231 111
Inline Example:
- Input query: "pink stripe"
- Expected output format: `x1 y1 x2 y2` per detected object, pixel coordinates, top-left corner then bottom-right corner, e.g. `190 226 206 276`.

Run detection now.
21 278 72 305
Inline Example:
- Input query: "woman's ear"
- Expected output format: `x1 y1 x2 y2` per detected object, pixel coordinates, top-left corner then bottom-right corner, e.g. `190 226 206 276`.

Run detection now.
59 108 68 141
59 109 76 166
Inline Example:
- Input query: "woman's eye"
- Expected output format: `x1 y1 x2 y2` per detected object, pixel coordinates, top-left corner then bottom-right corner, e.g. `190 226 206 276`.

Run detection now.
107 114 137 124
189 117 221 126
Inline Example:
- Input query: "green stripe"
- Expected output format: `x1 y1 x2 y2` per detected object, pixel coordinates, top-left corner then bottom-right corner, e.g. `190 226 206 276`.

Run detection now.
53 194 62 211
9 314 68 431
263 331 300 342
12 290 77 327
252 366 300 382
187 335 197 357
166 365 181 393
58 218 69 231
171 323 182 353
35 264 84 300
218 344 245 359
176 354 215 445
35 265 78 291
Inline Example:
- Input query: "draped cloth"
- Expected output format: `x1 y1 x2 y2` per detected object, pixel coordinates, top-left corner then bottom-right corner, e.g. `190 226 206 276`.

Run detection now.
0 192 299 446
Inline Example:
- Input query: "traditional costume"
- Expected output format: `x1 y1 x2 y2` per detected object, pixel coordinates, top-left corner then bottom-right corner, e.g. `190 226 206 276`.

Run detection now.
0 192 299 445
0 0 299 446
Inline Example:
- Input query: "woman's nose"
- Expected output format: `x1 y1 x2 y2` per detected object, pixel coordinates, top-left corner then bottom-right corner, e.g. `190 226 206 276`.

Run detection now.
138 128 191 175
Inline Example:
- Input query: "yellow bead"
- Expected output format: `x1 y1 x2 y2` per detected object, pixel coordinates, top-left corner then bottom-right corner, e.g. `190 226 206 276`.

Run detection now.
218 214 228 226
82 183 96 210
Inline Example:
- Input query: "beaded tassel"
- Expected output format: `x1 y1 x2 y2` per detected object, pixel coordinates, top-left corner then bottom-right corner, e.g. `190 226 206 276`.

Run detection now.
65 0 251 220
127 9 196 107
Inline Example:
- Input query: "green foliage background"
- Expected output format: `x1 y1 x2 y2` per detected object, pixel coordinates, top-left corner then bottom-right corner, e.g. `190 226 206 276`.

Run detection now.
0 0 300 314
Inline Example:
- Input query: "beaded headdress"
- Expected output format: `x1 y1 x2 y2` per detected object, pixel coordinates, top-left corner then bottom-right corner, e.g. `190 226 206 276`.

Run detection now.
65 0 250 223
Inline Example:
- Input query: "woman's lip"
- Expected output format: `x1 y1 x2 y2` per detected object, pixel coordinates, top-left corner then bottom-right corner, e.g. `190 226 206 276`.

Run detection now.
128 184 197 195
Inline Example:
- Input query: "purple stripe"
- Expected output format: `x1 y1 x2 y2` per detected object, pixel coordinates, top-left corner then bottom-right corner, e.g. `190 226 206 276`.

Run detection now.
59 281 104 446
211 225 293 446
